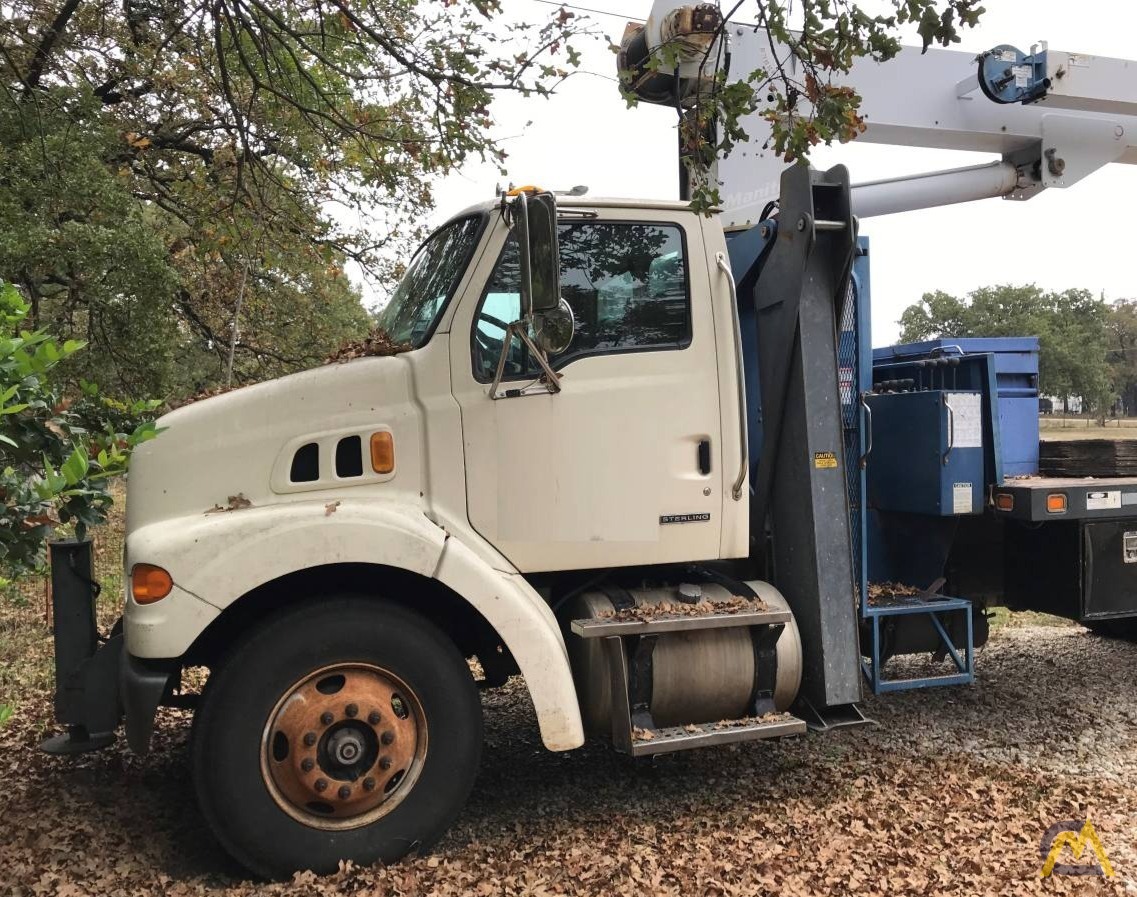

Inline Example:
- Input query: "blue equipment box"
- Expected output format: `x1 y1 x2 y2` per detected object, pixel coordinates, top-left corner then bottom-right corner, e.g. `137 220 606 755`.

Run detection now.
866 390 985 516
872 337 1040 477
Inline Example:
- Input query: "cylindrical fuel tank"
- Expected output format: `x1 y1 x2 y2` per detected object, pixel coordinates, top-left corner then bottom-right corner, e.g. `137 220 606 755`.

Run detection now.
565 581 803 735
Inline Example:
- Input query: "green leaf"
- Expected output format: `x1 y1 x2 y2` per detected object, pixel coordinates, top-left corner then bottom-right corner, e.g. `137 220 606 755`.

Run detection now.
60 445 90 486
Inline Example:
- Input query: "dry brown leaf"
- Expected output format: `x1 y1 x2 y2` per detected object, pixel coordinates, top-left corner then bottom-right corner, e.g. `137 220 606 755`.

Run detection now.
324 327 411 364
205 493 253 514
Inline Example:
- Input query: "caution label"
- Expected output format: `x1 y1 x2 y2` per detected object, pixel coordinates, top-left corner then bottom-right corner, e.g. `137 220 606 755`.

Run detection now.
814 451 838 470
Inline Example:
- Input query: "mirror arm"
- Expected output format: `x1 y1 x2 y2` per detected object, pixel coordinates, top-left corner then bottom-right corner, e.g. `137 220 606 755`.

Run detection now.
516 327 562 393
488 321 563 401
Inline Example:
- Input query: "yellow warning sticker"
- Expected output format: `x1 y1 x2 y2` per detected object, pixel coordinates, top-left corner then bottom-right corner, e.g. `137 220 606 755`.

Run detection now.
814 451 838 469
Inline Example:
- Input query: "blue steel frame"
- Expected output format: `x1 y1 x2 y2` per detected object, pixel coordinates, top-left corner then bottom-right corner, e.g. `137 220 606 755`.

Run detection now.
851 240 976 692
862 596 975 692
728 226 976 693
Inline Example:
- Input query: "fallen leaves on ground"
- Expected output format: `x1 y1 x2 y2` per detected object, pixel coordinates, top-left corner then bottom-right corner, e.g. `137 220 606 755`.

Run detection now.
3 594 1136 895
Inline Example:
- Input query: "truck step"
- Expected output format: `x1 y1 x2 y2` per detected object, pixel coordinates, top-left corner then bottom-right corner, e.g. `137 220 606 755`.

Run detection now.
571 607 791 639
628 713 807 757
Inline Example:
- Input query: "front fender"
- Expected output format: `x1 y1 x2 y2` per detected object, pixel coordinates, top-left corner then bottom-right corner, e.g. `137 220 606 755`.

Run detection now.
434 537 584 751
126 499 446 658
127 499 585 751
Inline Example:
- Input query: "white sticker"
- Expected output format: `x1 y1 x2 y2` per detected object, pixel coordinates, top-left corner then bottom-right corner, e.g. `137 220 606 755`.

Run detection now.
953 482 973 514
1013 65 1032 88
1087 490 1122 510
1000 49 1018 62
948 392 983 449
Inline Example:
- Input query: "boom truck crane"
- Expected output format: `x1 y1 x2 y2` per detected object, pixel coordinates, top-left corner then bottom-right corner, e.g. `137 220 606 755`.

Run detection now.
37 0 1137 878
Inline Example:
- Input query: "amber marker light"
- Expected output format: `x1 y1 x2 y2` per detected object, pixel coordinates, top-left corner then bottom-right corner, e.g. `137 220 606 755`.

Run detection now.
370 431 395 474
994 493 1014 512
1046 493 1068 514
132 564 173 604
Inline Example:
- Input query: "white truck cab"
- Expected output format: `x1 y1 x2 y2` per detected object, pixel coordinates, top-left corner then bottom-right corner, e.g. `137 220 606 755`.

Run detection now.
53 194 783 878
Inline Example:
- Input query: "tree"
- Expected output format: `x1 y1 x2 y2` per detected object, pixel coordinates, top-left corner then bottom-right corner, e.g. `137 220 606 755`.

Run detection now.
1106 299 1137 416
0 282 158 581
898 284 1112 414
0 1 584 398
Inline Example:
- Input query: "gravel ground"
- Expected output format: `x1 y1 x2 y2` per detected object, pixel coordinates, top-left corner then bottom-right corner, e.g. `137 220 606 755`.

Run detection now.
2 619 1136 896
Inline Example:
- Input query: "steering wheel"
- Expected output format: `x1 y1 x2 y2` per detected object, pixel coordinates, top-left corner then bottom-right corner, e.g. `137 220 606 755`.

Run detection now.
478 311 512 331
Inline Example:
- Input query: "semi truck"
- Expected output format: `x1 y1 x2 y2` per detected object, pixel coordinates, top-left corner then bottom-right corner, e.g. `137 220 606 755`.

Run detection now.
40 0 1137 879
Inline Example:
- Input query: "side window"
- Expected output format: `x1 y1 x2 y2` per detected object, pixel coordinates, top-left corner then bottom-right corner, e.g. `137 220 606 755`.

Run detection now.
472 242 524 381
472 221 690 381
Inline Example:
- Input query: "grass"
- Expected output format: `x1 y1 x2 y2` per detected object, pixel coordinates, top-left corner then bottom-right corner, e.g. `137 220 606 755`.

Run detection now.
986 606 1074 630
1040 416 1137 440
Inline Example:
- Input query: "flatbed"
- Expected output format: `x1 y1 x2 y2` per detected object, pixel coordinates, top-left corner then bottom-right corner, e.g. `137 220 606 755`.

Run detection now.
994 476 1137 521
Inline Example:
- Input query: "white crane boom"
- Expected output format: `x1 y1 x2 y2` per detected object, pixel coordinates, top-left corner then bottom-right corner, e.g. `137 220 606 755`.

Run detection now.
622 2 1137 227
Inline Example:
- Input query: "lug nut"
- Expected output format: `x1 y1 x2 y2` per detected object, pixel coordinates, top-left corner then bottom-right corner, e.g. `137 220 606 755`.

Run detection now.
338 785 352 800
315 778 328 793
303 732 317 747
363 777 376 791
345 703 358 718
320 711 334 726
301 758 315 772
381 730 395 746
380 757 392 770
367 710 381 725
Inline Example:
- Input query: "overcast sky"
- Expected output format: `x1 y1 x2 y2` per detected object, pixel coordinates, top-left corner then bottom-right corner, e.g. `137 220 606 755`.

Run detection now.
421 0 1137 345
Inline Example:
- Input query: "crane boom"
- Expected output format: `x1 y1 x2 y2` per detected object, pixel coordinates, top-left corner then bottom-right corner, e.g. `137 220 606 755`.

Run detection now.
621 2 1137 227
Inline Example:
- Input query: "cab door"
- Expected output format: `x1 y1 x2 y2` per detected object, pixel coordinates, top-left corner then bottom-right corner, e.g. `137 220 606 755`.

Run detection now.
449 208 725 574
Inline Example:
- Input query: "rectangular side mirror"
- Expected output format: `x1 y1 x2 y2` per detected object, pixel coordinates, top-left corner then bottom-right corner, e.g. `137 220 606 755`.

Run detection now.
514 191 561 315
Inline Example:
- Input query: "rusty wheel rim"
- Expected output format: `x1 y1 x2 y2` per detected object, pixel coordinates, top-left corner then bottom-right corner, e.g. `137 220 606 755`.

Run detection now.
260 663 427 830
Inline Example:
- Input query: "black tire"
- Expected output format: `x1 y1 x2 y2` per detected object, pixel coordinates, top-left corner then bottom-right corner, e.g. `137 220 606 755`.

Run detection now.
192 596 482 879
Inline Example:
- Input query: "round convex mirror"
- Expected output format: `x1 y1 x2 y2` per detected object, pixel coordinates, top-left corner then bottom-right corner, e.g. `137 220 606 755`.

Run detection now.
533 299 575 355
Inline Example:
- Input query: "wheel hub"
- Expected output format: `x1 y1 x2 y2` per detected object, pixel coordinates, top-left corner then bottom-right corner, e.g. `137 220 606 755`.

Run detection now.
261 663 427 830
328 728 364 765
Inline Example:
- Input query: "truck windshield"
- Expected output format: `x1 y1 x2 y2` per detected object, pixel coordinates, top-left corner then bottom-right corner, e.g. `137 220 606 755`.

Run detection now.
376 215 484 348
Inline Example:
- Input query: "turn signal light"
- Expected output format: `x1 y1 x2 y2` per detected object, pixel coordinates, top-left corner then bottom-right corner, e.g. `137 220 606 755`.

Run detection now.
994 493 1014 512
370 431 395 474
132 564 173 604
1047 493 1068 514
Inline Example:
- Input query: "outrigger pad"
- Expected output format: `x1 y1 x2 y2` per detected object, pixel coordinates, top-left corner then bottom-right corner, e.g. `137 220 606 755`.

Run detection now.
40 726 116 755
792 696 873 732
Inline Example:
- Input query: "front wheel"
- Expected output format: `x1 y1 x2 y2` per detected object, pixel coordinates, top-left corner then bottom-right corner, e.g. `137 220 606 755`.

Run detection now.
192 596 483 879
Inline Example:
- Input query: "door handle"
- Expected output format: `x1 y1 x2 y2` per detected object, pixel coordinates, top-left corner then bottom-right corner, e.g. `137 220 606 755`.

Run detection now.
698 439 712 475
859 392 873 470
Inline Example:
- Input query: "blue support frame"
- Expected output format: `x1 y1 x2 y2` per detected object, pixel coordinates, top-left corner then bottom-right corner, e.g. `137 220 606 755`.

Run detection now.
729 226 977 694
852 239 976 693
861 596 975 692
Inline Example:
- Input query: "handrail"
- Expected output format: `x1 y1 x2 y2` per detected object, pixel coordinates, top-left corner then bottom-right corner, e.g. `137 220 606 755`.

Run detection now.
716 252 749 501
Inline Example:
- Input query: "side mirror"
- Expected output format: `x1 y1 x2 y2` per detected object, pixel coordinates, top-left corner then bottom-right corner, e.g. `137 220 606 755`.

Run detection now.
533 298 575 355
514 191 561 315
